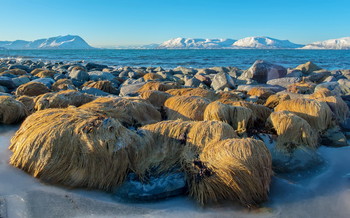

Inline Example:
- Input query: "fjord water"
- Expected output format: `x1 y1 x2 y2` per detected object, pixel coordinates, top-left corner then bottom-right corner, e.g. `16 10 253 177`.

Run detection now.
1 49 350 69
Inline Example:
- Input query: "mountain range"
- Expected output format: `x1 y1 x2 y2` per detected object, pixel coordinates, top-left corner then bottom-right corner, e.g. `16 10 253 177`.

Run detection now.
0 35 93 49
1 35 350 50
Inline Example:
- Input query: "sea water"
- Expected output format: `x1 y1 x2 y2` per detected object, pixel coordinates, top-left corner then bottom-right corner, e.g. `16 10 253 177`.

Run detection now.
1 49 350 70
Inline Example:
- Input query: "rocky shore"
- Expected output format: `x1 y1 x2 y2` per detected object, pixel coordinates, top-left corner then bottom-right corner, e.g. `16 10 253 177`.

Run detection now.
0 58 349 207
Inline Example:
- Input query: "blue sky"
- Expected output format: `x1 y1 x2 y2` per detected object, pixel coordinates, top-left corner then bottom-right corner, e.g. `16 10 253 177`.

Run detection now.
1 0 349 47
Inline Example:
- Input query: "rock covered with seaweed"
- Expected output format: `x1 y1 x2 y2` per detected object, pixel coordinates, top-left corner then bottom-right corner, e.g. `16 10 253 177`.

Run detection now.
1 58 349 207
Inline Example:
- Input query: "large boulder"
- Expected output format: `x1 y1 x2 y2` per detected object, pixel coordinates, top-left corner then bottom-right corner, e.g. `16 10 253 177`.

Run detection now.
85 62 108 71
0 76 16 89
119 82 146 97
237 84 285 93
69 69 90 81
31 78 55 89
295 61 322 74
240 60 287 84
12 77 31 87
211 72 236 90
88 71 115 81
267 77 301 88
337 79 350 95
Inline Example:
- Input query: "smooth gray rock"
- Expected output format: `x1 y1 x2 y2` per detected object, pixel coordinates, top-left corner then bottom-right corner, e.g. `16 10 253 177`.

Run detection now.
31 78 55 89
119 82 146 97
307 70 331 83
88 71 115 81
12 77 30 87
185 77 201 87
340 118 350 131
81 87 110 96
237 84 285 93
0 85 7 93
267 77 301 88
286 69 303 78
321 126 348 147
86 62 108 71
240 60 287 83
0 92 13 97
0 76 16 89
128 71 140 79
54 74 67 80
69 70 90 81
8 64 30 72
173 67 197 75
211 72 236 90
315 82 343 96
337 79 350 95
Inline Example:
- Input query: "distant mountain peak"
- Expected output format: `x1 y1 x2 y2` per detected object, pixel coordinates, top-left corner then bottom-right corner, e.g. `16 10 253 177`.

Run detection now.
301 37 350 49
232 36 304 49
0 35 94 49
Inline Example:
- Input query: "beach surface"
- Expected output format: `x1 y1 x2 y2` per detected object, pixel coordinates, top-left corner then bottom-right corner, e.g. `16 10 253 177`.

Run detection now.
1 125 349 218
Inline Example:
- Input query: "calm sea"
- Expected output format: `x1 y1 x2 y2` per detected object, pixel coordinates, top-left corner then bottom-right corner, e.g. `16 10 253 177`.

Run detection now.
0 49 350 70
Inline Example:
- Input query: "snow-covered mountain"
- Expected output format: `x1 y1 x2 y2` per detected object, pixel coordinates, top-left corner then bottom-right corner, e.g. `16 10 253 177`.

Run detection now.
232 36 304 49
158 38 236 49
0 35 94 49
301 37 350 49
156 37 303 49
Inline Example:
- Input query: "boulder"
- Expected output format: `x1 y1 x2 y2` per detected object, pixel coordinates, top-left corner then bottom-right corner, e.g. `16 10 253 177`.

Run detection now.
173 67 197 75
211 72 236 90
12 77 30 87
321 126 348 147
286 69 303 78
267 77 301 88
295 61 322 74
31 78 55 89
0 76 16 89
8 64 31 73
81 87 110 96
69 70 90 81
340 118 350 131
307 70 331 83
119 82 146 97
88 71 115 81
85 62 108 71
184 77 201 87
337 79 350 95
240 60 287 84
0 85 7 93
315 82 343 96
237 84 285 93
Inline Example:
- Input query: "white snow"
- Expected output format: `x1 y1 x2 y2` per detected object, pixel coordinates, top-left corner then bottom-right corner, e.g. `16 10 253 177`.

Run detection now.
0 35 93 50
301 37 350 50
0 125 350 217
158 37 237 49
233 36 304 49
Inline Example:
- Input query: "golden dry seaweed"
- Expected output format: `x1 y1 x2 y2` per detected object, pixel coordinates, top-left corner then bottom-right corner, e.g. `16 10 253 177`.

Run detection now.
139 90 172 108
9 107 146 190
264 93 291 109
143 72 163 81
287 81 316 94
275 98 333 132
79 96 161 127
51 79 75 91
139 120 237 175
164 95 211 121
183 138 272 206
83 80 117 94
36 70 56 78
166 88 218 101
309 88 332 99
137 81 180 92
30 68 45 75
15 82 51 97
266 111 318 152
219 99 271 125
16 95 35 114
0 96 28 124
216 91 242 101
8 69 28 75
203 101 253 134
247 87 275 100
312 96 349 124
34 90 96 110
